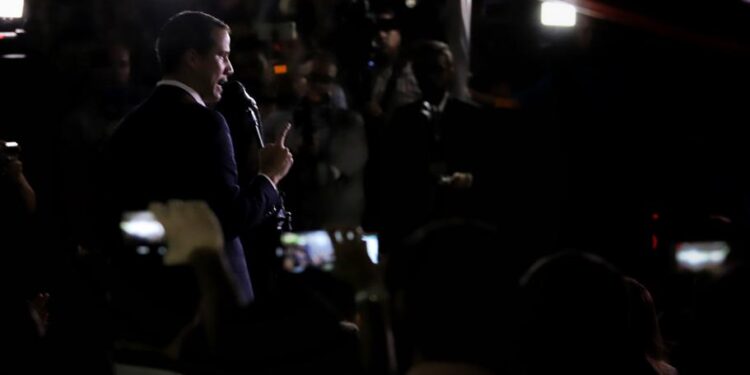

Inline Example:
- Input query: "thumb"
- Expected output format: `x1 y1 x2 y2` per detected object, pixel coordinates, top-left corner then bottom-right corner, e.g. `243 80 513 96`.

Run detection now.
276 123 291 148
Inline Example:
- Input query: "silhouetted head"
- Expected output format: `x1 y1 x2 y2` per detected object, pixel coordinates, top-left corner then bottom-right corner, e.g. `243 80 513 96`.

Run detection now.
520 251 635 375
373 5 402 56
304 52 338 104
388 219 518 372
156 11 234 104
410 40 454 104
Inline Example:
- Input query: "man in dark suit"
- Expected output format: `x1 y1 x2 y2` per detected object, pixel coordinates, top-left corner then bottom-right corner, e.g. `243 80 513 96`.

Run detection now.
382 40 482 246
102 11 293 305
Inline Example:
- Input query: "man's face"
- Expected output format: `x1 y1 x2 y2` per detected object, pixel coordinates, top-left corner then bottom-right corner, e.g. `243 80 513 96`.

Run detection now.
306 60 337 103
109 45 131 86
379 28 401 52
376 14 401 53
194 28 234 104
415 53 454 100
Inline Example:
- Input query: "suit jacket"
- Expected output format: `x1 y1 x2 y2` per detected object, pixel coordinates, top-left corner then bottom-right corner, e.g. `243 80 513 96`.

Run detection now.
102 85 281 304
382 96 482 241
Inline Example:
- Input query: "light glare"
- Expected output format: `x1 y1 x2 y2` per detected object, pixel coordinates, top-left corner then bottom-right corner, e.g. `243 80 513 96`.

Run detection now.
541 1 577 27
0 0 24 19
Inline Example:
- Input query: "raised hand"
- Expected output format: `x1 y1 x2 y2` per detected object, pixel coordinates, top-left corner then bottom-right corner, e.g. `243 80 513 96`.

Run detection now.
259 123 294 185
329 227 379 292
149 200 225 266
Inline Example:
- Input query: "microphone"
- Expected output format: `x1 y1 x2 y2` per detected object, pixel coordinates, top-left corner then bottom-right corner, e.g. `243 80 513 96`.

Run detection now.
224 80 265 148
222 81 293 231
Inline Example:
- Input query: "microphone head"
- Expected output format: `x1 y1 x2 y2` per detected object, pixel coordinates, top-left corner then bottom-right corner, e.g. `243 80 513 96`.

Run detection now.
223 80 257 108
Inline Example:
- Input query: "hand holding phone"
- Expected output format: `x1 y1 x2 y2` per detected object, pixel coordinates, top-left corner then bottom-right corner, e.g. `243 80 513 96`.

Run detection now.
279 229 379 290
279 231 336 273
330 228 379 291
150 200 224 266
121 201 224 266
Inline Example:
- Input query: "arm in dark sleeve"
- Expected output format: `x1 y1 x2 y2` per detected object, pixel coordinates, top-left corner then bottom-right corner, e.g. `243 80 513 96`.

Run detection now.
204 112 281 238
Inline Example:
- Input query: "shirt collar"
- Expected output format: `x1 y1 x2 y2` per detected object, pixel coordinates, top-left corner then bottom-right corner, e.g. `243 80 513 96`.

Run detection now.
156 79 206 107
421 92 450 120
436 92 449 112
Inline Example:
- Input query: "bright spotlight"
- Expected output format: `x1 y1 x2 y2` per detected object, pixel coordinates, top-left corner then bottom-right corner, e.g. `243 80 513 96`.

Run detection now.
0 0 24 19
541 1 577 27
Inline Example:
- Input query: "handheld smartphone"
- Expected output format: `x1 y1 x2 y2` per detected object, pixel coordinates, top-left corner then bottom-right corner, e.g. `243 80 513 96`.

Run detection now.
278 230 379 273
280 230 335 273
675 241 730 272
120 211 167 256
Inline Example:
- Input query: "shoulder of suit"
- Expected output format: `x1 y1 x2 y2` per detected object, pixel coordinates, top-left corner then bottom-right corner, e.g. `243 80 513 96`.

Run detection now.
151 85 226 118
115 96 228 138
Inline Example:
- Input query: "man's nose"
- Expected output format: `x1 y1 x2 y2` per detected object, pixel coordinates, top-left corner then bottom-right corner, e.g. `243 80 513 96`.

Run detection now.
226 59 234 76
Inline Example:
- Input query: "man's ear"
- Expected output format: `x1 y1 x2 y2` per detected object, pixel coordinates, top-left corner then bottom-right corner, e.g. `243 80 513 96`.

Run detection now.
184 49 201 70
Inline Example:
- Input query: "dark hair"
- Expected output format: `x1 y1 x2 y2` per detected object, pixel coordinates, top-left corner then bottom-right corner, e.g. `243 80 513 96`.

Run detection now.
520 251 634 374
390 219 517 371
156 11 229 74
410 40 452 68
